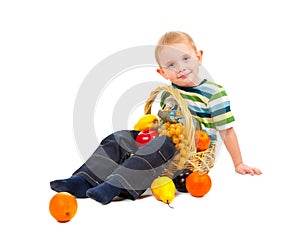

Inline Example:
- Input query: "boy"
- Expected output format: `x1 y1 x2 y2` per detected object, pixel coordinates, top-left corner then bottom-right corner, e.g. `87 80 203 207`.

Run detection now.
155 31 261 176
50 31 261 205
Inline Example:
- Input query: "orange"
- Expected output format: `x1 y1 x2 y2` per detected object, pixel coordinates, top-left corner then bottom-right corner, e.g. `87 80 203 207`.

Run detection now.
195 130 210 151
49 192 78 223
186 172 212 197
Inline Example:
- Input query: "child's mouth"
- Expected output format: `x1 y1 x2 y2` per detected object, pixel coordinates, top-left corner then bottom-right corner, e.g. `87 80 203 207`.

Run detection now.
178 72 190 79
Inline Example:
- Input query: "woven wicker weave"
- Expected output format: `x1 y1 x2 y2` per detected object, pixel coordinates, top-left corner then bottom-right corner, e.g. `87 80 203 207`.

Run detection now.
144 85 216 178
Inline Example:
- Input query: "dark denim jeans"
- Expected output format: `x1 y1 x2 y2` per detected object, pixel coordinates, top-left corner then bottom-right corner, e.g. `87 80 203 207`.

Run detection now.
73 130 177 200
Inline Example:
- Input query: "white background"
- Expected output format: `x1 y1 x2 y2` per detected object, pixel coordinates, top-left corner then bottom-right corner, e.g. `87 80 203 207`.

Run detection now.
1 0 299 233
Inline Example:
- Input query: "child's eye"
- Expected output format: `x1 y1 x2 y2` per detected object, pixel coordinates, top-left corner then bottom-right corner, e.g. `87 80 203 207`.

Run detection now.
168 63 175 69
183 56 190 61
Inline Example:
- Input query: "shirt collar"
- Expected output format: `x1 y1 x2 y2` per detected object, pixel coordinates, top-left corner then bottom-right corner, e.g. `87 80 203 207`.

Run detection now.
172 79 207 91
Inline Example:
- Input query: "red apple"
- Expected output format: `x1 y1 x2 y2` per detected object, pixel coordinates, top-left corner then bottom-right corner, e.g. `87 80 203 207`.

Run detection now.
136 129 159 146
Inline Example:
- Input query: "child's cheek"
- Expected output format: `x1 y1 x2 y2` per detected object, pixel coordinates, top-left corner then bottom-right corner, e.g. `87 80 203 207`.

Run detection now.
168 72 178 80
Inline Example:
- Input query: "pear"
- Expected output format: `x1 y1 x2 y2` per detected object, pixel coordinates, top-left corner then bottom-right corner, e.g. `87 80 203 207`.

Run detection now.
151 176 176 207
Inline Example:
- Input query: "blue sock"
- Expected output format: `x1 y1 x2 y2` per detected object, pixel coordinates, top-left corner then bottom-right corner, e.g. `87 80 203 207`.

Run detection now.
50 175 92 198
86 181 122 205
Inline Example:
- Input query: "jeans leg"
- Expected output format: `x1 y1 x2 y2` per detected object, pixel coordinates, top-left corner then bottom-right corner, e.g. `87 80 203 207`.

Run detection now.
104 135 177 200
73 130 139 186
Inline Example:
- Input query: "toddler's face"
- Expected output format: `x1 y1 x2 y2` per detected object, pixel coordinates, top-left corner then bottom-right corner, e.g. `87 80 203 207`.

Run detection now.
157 43 202 87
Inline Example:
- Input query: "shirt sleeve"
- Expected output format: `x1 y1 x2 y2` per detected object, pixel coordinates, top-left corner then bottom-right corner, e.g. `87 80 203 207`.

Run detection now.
208 87 235 131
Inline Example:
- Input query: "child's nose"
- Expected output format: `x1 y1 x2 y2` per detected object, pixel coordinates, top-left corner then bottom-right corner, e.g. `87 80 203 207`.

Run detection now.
177 62 186 72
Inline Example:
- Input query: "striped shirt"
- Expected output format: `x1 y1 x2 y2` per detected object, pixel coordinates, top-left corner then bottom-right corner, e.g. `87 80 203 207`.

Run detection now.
160 79 235 140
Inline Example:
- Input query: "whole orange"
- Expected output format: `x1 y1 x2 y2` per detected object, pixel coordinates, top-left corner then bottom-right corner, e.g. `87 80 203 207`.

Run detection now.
186 172 212 197
195 130 210 151
49 192 78 223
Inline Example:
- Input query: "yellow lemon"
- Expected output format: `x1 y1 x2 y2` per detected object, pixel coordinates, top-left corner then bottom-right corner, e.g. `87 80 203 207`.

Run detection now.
134 114 158 131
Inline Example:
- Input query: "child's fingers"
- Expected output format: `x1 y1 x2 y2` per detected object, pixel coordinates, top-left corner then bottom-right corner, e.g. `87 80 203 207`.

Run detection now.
246 167 262 175
253 167 262 175
245 168 255 176
236 165 262 176
236 167 247 175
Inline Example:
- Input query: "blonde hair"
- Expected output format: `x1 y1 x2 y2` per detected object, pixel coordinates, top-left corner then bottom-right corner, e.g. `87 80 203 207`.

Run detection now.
155 31 198 66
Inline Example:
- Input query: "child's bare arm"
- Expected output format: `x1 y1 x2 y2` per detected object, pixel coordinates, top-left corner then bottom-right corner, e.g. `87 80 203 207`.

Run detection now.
219 127 262 175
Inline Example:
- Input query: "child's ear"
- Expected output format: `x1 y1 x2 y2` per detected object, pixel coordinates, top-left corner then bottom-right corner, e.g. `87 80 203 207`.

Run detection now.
197 50 203 63
157 68 172 82
156 68 167 79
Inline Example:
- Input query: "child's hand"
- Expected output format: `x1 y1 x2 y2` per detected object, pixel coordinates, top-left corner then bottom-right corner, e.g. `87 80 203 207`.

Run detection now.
235 163 262 176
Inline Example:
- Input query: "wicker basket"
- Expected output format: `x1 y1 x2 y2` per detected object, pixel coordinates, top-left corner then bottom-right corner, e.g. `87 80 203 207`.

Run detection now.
144 85 216 178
